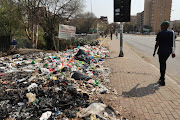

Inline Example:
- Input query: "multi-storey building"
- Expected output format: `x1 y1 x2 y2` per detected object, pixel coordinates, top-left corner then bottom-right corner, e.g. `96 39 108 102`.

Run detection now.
137 11 144 32
173 20 180 33
130 16 137 26
143 0 172 34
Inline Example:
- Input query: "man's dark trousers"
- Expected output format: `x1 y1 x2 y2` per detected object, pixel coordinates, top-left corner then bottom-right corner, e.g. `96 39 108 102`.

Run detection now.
158 54 170 80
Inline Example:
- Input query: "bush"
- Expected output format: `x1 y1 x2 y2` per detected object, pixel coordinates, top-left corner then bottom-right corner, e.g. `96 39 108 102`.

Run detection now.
15 36 32 49
73 38 88 46
89 40 99 46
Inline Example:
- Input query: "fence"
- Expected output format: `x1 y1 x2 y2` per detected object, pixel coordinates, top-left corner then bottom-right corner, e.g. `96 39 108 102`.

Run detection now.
0 36 11 51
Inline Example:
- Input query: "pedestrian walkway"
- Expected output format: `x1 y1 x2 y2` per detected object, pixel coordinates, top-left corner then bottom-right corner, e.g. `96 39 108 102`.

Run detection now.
101 36 180 120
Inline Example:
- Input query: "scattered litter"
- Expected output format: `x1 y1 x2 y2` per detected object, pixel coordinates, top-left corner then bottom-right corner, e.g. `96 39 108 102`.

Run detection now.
0 45 125 119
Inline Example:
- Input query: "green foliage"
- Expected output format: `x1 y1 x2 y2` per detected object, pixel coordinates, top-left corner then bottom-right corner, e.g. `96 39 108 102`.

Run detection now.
70 12 97 34
13 29 31 48
107 23 119 33
73 38 88 46
37 27 46 49
0 0 22 38
143 25 152 29
58 37 99 51
124 24 133 33
16 37 32 49
89 40 99 46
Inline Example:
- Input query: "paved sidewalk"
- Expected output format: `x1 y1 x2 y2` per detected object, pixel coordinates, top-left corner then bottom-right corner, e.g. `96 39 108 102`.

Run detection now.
101 37 180 120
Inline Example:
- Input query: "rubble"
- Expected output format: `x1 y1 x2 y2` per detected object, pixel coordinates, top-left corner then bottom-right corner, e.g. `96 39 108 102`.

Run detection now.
0 45 125 120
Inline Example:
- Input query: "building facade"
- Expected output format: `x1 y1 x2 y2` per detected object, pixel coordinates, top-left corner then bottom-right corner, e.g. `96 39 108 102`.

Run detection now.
137 11 144 32
143 0 152 27
143 0 172 34
173 20 180 34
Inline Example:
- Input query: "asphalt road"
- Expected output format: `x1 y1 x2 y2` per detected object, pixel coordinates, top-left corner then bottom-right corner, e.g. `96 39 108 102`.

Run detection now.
123 34 180 83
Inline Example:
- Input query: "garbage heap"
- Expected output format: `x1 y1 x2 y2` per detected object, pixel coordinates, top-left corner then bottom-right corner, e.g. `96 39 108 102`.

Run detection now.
0 45 123 120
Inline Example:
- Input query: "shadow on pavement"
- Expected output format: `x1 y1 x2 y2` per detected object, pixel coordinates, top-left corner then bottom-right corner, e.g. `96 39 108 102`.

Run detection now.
122 82 160 98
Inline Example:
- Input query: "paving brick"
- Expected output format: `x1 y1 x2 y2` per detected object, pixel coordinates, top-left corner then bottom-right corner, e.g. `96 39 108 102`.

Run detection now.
144 103 152 110
171 111 180 119
152 107 159 114
163 107 172 115
172 100 180 106
159 102 167 108
174 109 180 116
131 111 139 119
162 119 170 120
155 114 163 120
144 113 151 120
156 105 164 111
141 105 148 113
159 111 168 118
168 101 179 109
167 115 176 120
149 101 156 107
137 109 144 115
163 101 175 112
148 109 156 118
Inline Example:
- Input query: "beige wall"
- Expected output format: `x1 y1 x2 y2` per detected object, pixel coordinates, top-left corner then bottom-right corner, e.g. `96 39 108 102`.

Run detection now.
144 0 152 26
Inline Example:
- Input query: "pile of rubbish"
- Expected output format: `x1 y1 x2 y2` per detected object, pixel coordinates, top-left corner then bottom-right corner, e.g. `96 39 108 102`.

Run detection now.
0 45 124 120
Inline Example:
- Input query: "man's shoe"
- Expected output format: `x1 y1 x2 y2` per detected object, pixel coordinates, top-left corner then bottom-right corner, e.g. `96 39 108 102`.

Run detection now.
158 77 165 83
159 81 165 86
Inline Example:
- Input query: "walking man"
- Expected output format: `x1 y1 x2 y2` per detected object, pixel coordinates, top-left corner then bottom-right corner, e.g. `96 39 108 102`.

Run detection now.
110 32 113 40
115 31 118 39
153 21 176 86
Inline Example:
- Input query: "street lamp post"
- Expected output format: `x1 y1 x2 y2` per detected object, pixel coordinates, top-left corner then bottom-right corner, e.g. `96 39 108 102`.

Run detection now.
90 0 92 17
119 22 124 57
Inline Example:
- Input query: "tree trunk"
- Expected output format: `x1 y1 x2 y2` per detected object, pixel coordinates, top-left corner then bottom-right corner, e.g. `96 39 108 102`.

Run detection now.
35 25 39 49
25 27 32 44
32 24 35 48
53 33 56 50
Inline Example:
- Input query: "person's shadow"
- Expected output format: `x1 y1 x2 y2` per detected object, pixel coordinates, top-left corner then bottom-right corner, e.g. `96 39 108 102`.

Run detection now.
122 82 160 98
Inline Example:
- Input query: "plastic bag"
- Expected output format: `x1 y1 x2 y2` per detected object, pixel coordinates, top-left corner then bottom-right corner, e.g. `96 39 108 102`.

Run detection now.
77 103 117 120
71 71 91 81
39 111 52 120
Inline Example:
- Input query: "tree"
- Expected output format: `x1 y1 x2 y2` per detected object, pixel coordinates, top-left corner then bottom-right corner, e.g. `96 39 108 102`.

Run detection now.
17 0 84 50
70 12 97 34
124 23 134 33
0 0 22 40
143 25 152 29
107 23 119 33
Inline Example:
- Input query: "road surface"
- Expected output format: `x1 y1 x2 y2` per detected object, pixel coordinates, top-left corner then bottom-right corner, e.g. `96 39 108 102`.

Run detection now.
123 34 180 83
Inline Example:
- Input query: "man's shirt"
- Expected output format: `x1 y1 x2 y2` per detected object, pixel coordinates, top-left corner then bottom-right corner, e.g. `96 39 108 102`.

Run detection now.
12 40 17 45
156 30 174 55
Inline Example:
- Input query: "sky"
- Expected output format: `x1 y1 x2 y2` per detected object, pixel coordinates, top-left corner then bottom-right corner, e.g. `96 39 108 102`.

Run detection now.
84 0 180 23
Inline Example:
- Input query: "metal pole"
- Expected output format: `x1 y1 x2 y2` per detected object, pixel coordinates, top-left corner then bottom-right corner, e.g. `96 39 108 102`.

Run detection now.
90 0 92 16
119 22 124 57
